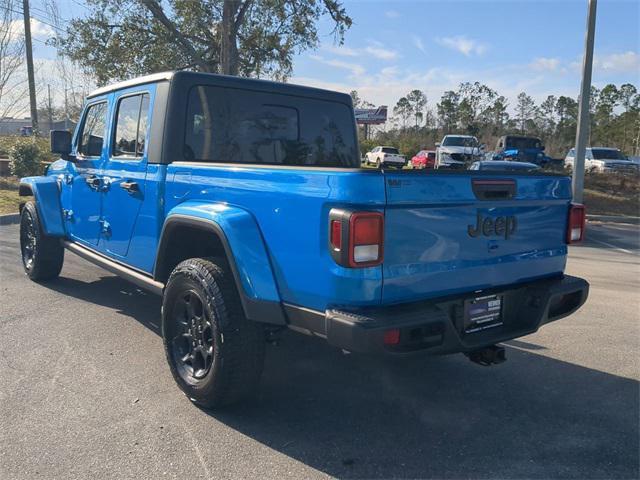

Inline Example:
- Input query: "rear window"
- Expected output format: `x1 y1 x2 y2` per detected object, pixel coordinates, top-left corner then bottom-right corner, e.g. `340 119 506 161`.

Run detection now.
381 147 399 154
184 86 359 167
504 137 541 150
591 149 625 160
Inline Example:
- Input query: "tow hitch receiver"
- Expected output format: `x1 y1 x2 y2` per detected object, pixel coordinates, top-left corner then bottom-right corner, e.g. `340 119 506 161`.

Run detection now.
466 345 506 366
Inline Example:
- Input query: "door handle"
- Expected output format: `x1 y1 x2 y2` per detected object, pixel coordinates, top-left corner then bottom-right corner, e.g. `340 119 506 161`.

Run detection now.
120 180 139 194
85 175 101 190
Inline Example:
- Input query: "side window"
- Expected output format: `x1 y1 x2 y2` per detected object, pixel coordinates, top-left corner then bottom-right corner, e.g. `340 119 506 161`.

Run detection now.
113 93 150 158
568 149 575 157
78 102 108 157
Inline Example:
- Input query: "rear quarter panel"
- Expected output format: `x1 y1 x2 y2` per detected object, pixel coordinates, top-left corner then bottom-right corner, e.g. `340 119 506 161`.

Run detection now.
164 164 386 311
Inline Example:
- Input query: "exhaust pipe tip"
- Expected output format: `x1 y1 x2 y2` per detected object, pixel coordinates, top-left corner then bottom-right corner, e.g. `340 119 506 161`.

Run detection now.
466 344 506 366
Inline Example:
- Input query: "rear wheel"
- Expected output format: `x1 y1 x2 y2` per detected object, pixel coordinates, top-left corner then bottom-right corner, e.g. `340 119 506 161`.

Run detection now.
19 201 64 281
162 257 265 408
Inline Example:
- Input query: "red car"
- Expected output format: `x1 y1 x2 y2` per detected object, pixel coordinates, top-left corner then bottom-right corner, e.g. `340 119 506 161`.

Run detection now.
410 150 436 169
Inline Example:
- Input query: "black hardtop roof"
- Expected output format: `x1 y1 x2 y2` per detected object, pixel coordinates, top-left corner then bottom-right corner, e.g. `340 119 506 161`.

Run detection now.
88 70 353 105
500 134 542 141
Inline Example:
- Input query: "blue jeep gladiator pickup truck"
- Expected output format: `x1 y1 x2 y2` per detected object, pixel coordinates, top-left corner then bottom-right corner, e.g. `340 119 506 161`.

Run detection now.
18 71 589 408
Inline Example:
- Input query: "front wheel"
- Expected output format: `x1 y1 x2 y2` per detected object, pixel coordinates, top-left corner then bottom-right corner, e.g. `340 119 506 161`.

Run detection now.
19 201 64 281
162 257 265 409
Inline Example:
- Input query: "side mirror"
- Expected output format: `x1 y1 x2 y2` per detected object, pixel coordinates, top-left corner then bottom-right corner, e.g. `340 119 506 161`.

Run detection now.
50 130 74 160
541 145 546 151
435 142 441 147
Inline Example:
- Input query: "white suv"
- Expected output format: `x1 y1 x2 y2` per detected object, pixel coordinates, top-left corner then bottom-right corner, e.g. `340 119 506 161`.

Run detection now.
365 146 406 169
435 135 484 169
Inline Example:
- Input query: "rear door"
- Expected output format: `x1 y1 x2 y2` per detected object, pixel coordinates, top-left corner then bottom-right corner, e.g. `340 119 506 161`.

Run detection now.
100 89 152 259
382 171 572 303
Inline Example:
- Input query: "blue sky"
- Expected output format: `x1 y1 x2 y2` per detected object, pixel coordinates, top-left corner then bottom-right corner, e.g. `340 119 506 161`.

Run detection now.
16 0 640 113
290 0 640 109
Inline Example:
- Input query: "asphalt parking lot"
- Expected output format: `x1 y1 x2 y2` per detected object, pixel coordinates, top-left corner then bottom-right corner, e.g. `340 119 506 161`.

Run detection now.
0 221 638 479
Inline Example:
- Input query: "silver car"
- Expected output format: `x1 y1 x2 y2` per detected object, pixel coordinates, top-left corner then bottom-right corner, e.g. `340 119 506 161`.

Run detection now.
564 147 638 174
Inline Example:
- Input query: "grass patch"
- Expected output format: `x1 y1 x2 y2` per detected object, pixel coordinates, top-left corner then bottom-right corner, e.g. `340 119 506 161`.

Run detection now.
0 177 21 214
583 173 639 217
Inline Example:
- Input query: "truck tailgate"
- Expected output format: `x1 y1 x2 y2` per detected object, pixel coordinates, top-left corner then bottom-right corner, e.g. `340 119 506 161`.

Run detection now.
382 171 572 303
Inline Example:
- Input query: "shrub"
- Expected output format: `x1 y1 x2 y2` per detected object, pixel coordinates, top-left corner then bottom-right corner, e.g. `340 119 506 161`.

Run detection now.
9 140 43 177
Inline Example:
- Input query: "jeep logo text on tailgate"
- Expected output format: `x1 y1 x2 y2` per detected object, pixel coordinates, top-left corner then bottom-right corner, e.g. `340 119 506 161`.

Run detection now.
468 212 517 239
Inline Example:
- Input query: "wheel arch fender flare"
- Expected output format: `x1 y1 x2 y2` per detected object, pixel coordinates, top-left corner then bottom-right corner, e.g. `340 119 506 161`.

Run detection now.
18 176 65 236
155 202 286 325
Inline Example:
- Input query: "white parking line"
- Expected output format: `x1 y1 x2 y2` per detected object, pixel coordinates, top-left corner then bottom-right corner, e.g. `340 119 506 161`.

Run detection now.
588 237 636 255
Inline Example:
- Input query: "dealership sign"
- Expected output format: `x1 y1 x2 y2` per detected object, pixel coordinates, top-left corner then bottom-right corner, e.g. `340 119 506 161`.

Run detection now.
354 106 387 125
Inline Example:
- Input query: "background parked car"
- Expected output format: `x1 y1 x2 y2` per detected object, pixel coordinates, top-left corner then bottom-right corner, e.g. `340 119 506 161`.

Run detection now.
410 150 436 169
435 135 484 169
469 160 540 172
564 147 639 174
492 135 552 166
365 146 406 168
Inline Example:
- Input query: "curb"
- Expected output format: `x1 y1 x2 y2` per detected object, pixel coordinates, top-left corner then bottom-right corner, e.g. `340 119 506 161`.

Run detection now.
0 213 20 225
587 214 640 225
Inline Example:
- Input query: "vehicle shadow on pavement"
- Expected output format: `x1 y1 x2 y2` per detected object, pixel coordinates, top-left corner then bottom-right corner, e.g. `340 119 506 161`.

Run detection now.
37 272 639 479
41 275 163 333
211 333 639 479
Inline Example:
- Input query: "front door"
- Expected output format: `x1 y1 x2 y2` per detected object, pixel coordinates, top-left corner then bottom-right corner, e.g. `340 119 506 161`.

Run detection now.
67 100 109 246
100 91 151 259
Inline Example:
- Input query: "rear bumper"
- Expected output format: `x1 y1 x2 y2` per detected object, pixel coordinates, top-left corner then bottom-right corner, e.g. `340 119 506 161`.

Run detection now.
383 158 405 165
287 275 589 355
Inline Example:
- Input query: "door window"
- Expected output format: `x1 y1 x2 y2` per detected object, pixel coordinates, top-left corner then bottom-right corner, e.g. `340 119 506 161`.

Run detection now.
113 93 150 158
78 102 108 157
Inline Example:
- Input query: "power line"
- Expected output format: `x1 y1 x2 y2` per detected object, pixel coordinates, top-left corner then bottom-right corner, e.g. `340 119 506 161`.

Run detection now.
5 5 67 33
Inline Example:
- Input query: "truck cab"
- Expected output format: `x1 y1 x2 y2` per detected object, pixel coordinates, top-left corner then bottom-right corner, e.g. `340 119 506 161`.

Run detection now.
494 135 550 166
18 71 589 409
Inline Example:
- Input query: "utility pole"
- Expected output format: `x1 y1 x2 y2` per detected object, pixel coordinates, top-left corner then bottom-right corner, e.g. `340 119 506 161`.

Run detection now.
64 88 69 130
22 0 38 135
47 84 53 131
572 0 597 204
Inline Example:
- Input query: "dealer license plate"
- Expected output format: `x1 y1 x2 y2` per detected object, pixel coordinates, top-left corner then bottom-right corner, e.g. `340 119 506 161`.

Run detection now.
464 294 503 333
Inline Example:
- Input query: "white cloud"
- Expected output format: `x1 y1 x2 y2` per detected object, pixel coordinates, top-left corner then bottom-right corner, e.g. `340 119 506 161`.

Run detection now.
290 61 580 116
308 55 365 77
385 10 400 18
593 51 640 72
436 35 487 56
324 42 399 61
412 36 426 54
323 45 359 57
364 45 398 60
530 57 561 71
8 19 56 43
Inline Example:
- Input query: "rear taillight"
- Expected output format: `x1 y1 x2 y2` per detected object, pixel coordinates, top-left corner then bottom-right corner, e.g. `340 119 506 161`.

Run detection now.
329 209 384 267
330 220 342 250
567 203 586 244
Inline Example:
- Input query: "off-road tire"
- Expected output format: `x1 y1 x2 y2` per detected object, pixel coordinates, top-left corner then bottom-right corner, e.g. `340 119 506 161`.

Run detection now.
19 201 64 281
161 257 265 409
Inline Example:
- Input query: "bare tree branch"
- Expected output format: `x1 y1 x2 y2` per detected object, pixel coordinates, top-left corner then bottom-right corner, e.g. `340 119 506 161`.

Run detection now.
0 0 26 118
